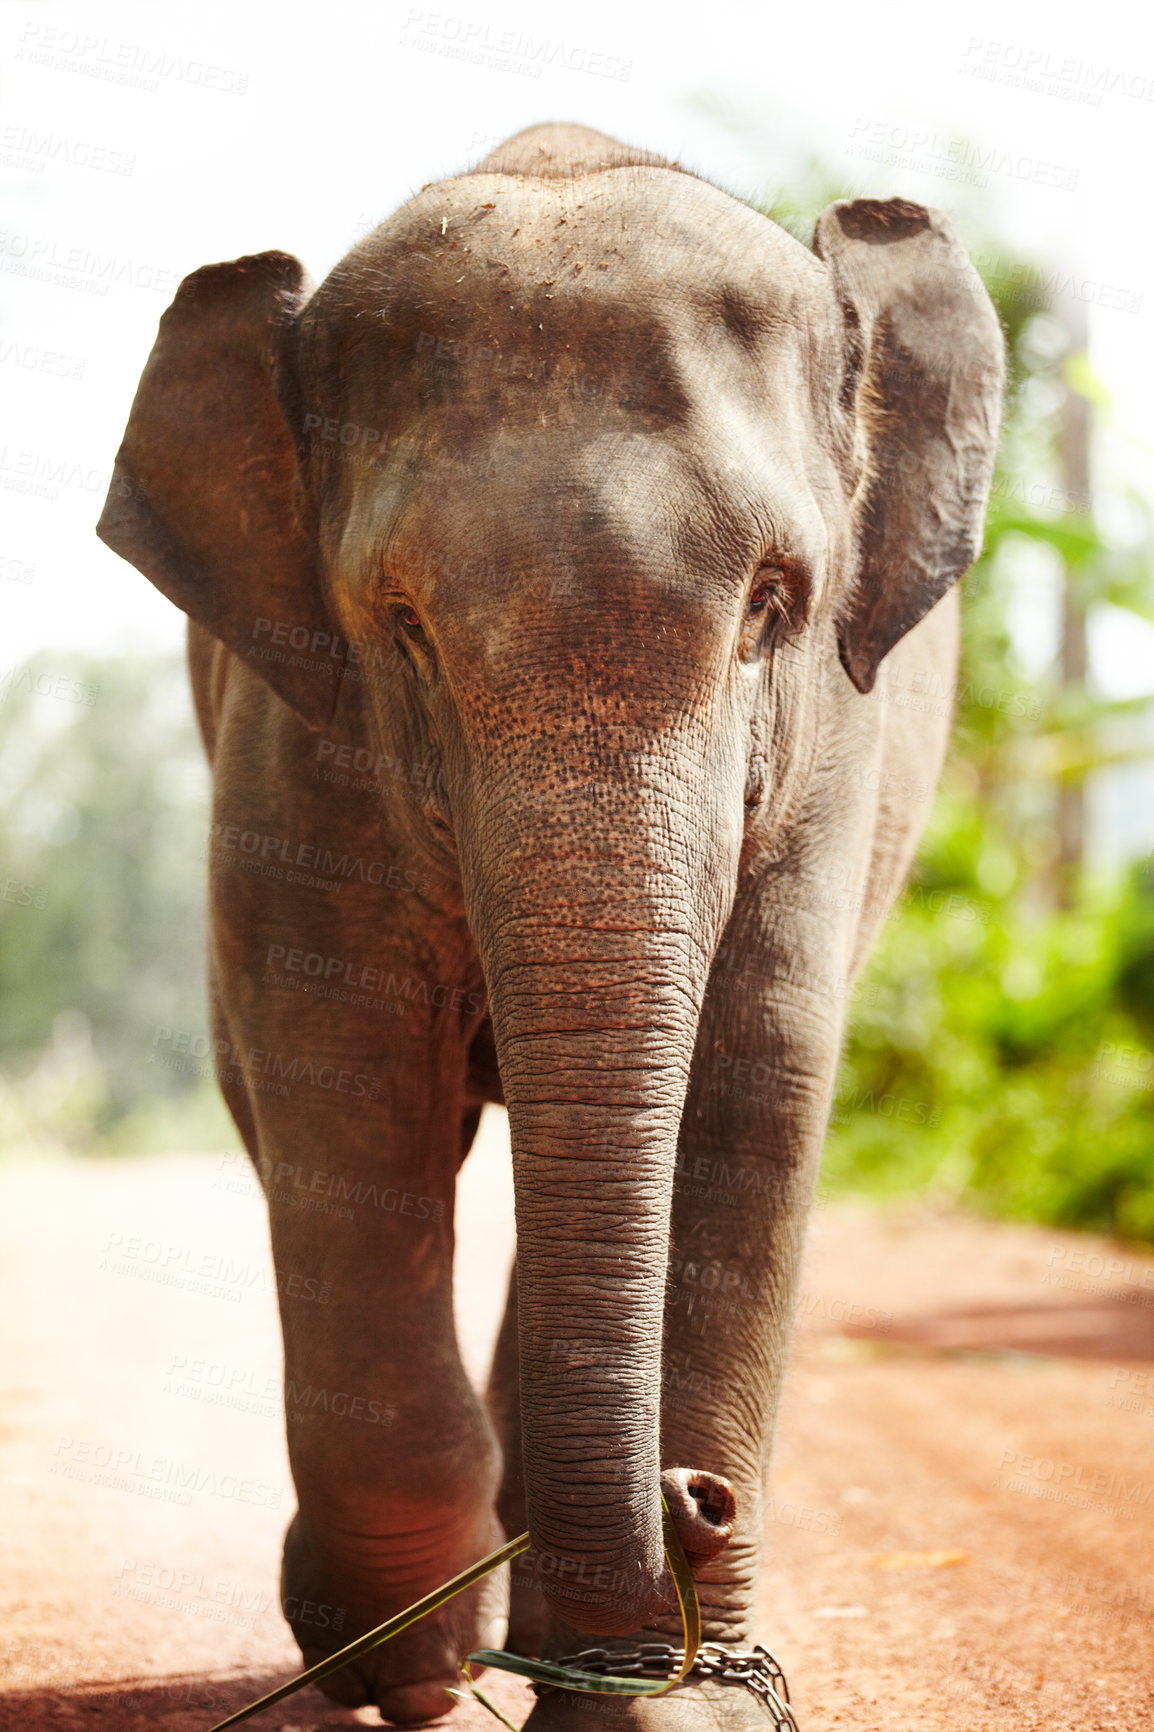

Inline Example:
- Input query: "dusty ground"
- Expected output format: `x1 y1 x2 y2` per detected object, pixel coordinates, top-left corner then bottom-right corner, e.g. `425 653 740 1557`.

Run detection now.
2 1108 1152 1731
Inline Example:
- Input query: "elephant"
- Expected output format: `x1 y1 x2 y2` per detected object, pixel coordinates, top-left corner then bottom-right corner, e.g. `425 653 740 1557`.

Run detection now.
97 121 1003 1730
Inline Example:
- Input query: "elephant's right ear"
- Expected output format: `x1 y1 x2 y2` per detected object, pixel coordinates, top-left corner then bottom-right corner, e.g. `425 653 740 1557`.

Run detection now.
97 250 340 729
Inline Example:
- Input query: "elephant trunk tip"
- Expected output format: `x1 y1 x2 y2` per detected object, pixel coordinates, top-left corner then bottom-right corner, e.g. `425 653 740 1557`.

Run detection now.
660 1467 737 1564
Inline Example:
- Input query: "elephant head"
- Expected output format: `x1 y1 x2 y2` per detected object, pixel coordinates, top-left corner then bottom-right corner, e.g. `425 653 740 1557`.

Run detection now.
98 154 1002 1636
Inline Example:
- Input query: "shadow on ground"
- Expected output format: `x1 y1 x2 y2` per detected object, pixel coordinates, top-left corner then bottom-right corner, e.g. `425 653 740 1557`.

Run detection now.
840 1291 1154 1360
0 1672 379 1731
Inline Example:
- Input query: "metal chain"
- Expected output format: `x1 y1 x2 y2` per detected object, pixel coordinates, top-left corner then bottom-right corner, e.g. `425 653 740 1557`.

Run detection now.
529 1640 799 1730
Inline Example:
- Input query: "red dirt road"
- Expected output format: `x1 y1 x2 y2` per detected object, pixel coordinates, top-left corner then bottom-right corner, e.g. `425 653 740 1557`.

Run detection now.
2 1109 1152 1730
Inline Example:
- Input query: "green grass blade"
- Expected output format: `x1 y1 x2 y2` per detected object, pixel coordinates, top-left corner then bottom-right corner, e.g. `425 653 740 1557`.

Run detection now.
660 1491 701 1682
468 1651 679 1696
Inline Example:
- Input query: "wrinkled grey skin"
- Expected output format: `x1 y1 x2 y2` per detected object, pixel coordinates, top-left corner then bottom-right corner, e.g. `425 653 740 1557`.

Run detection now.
98 123 1003 1729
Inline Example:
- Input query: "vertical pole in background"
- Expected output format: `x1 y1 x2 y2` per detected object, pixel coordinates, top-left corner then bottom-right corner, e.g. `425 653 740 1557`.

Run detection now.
1057 294 1091 907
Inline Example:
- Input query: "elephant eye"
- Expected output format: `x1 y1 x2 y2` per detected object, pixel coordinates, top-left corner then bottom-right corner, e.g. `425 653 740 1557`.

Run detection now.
748 568 786 618
389 599 435 677
739 562 798 664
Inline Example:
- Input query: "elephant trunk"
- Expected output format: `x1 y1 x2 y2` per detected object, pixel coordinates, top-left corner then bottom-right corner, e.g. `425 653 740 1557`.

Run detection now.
459 746 740 1635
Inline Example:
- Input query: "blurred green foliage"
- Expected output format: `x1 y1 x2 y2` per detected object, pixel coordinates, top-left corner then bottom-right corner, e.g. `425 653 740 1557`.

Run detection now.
0 652 232 1153
825 795 1154 1239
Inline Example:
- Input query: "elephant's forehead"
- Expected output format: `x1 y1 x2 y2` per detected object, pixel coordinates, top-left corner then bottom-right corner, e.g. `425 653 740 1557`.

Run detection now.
305 168 831 435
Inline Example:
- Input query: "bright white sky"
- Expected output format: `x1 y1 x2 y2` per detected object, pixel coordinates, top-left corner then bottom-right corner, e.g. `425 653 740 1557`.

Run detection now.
4 0 1154 692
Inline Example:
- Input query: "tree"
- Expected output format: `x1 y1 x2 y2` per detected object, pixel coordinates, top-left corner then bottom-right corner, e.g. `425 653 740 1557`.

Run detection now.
0 651 227 1151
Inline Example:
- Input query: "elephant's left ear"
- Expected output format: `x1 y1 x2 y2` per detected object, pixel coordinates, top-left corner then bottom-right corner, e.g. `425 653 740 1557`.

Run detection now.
813 198 1005 694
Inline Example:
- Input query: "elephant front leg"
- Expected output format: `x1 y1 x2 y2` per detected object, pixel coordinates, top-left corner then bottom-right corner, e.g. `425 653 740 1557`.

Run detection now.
259 1090 505 1725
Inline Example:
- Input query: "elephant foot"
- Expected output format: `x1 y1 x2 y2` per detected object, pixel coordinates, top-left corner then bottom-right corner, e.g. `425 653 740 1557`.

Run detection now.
281 1507 509 1725
521 1675 791 1732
